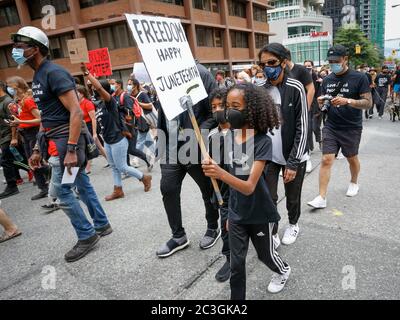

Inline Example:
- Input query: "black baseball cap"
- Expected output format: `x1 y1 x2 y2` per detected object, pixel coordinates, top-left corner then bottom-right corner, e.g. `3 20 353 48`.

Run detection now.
327 45 348 60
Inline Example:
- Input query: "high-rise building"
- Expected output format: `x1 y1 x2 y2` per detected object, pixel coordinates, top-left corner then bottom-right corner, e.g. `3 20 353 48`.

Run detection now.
322 0 386 54
268 0 333 66
359 0 385 54
0 0 273 83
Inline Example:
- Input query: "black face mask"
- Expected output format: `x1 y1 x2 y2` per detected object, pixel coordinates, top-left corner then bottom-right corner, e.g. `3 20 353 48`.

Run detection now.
213 110 227 124
226 108 247 129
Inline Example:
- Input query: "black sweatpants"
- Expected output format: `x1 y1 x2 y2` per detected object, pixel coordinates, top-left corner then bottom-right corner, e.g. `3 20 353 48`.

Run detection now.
20 127 49 191
160 163 219 238
265 161 307 235
220 206 230 258
376 87 388 117
229 221 289 300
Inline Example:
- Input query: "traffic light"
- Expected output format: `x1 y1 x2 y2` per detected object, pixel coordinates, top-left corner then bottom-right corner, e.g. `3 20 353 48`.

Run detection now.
355 44 361 54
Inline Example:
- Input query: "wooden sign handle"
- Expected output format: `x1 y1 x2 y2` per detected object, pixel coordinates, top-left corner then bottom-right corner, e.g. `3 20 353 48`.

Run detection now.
187 107 224 206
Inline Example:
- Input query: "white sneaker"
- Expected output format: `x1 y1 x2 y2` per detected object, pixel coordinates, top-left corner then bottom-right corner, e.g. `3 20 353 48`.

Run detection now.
307 195 327 209
131 157 140 168
279 169 283 177
272 234 281 249
268 266 291 294
306 160 312 173
346 183 359 197
281 224 299 245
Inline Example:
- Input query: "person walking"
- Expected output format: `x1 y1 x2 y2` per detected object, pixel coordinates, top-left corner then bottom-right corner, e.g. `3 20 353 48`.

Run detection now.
258 43 309 247
202 83 291 299
308 45 372 209
374 66 392 119
80 64 152 201
7 76 50 200
11 26 112 262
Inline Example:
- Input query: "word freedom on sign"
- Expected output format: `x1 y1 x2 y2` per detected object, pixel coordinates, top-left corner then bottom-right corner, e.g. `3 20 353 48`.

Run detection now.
131 18 187 44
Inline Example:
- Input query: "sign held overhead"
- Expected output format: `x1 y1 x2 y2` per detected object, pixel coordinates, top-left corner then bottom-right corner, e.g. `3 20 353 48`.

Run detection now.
67 38 89 64
125 14 207 121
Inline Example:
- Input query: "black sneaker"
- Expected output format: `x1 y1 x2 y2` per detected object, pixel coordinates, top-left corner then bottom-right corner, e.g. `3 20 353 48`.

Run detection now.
41 203 60 213
95 223 113 237
0 186 19 199
31 189 48 200
156 236 190 258
215 259 231 282
64 234 100 263
199 228 221 250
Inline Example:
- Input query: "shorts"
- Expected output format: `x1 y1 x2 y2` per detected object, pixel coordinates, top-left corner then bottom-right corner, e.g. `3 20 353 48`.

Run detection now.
322 126 362 158
394 84 400 93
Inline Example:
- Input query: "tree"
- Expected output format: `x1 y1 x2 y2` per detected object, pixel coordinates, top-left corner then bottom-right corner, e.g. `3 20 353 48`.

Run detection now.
333 25 382 68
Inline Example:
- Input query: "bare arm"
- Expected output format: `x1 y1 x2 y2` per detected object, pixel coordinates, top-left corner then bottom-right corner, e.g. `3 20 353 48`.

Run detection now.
203 159 266 196
81 63 111 102
12 108 41 125
137 100 153 111
348 92 373 110
88 110 97 137
58 90 83 144
305 82 315 111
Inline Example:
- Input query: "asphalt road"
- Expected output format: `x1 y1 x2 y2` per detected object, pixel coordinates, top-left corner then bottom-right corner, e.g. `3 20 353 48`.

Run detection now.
0 116 399 300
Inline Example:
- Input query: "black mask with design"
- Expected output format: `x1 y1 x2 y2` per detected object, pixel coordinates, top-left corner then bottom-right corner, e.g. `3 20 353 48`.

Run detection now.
213 110 227 124
226 108 248 129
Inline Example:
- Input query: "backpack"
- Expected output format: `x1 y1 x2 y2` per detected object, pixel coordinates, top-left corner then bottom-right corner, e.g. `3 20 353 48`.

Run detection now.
134 91 158 129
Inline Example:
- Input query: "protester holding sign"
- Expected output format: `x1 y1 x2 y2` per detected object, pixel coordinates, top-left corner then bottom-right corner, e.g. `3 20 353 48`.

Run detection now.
156 62 220 257
80 64 152 201
202 83 291 299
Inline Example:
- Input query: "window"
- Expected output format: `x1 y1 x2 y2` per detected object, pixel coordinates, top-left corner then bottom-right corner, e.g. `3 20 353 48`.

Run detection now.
230 31 248 48
79 0 117 9
255 34 268 48
28 0 69 20
85 24 135 50
49 34 73 59
0 46 17 69
196 27 223 47
253 6 267 23
228 0 246 18
193 0 219 12
0 3 20 27
155 0 184 5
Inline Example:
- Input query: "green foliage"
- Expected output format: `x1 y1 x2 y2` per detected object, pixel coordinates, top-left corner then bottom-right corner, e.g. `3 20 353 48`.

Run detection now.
333 25 382 68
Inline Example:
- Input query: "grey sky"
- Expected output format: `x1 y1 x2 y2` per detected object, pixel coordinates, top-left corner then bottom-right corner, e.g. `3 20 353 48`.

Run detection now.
386 0 400 40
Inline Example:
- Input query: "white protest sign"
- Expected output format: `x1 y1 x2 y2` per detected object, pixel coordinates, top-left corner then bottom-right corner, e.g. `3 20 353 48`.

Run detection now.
133 62 151 84
125 14 208 121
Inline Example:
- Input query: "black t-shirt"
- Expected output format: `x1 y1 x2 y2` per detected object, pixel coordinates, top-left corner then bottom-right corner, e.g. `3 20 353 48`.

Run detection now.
95 99 124 145
32 60 75 129
394 70 400 85
227 132 280 224
321 69 370 130
375 73 391 88
289 64 313 91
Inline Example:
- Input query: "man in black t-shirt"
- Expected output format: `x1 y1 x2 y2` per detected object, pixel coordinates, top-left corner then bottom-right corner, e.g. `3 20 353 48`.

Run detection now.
308 45 372 209
374 66 392 118
11 26 111 262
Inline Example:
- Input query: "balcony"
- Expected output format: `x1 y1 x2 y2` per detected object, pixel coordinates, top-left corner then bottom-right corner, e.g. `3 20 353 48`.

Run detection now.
193 10 222 25
80 0 130 24
0 25 21 46
141 1 186 19
197 47 225 61
228 16 248 30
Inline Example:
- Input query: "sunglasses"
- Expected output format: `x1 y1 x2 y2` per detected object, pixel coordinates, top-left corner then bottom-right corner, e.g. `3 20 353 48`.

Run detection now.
259 59 281 68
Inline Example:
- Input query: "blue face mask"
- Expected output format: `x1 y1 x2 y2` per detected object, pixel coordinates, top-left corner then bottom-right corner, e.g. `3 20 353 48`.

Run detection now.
12 48 28 65
110 84 116 92
330 63 344 74
126 85 133 94
264 65 282 81
7 87 16 97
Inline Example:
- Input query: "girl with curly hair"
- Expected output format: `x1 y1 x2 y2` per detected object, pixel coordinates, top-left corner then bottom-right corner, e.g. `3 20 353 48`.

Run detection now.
202 82 291 300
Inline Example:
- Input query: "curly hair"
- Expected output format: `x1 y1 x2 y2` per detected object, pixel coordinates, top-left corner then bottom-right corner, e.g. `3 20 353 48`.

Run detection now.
209 87 227 106
227 83 280 134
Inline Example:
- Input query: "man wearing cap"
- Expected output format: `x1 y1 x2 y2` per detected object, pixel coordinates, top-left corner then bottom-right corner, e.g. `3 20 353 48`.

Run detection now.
11 26 112 262
308 45 372 209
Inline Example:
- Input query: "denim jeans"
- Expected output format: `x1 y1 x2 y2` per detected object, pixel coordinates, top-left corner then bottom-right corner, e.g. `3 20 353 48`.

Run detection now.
137 130 155 154
48 156 109 240
104 137 144 187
